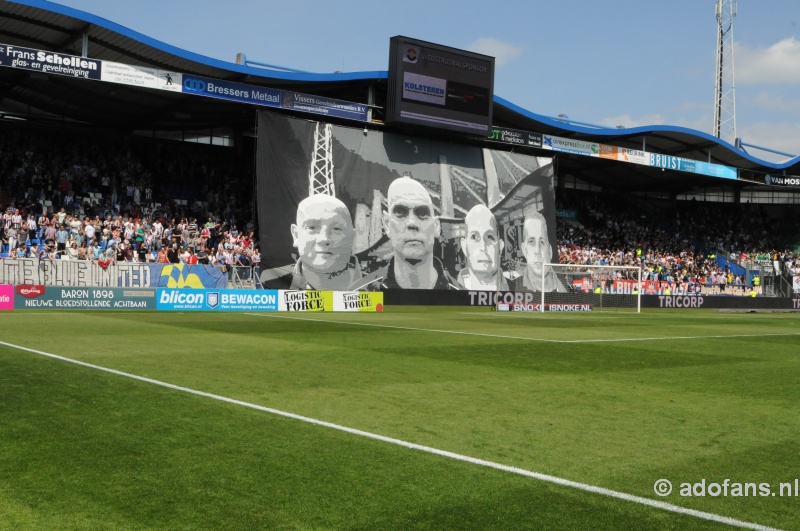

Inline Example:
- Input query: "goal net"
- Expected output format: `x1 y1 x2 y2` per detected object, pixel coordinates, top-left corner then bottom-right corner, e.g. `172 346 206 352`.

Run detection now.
499 263 642 313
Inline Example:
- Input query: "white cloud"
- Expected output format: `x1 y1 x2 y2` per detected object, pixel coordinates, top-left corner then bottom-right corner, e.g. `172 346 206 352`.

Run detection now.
736 37 800 84
465 38 522 66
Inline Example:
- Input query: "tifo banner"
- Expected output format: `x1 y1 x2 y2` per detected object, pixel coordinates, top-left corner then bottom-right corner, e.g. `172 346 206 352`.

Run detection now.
13 286 156 309
0 284 12 310
794 275 800 293
0 260 226 288
256 111 557 294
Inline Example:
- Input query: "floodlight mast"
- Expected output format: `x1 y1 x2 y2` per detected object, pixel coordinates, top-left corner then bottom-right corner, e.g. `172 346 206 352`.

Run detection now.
713 0 737 145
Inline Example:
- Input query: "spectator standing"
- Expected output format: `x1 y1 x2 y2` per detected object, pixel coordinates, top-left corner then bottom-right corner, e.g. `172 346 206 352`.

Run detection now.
37 212 48 240
55 225 69 252
17 222 29 249
27 214 37 241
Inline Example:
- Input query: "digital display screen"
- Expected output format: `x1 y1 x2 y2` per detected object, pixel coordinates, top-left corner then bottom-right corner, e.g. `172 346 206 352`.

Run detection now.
387 36 494 136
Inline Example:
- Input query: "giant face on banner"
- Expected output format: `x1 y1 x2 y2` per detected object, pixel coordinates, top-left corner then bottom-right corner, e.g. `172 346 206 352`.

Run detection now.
256 111 556 292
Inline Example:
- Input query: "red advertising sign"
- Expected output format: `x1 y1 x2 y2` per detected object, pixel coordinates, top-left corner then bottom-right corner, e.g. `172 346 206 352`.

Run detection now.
16 285 46 298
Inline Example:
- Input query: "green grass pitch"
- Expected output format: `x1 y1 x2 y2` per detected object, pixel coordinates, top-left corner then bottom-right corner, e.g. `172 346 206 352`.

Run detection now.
1 307 798 530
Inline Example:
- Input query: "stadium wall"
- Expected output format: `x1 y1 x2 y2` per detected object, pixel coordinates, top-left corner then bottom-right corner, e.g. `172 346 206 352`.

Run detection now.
383 289 800 310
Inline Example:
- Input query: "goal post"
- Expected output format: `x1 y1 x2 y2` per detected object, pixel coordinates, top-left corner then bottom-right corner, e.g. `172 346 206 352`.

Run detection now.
499 263 642 313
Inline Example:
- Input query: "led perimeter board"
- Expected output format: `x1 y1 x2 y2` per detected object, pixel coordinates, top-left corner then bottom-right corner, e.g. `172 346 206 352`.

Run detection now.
387 36 494 136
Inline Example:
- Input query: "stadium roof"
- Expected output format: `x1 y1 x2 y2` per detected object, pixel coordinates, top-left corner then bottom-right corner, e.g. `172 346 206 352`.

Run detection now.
1 0 798 194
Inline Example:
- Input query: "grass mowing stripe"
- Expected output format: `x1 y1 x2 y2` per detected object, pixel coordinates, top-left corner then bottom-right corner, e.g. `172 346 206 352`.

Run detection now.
246 312 800 344
0 339 780 531
559 332 800 343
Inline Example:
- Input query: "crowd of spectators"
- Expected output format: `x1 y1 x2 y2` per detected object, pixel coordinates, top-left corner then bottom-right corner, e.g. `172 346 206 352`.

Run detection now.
2 123 798 292
555 189 800 288
0 124 259 273
2 206 260 270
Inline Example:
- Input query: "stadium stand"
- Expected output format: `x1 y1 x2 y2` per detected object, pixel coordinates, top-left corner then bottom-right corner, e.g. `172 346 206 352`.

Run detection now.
0 122 256 271
0 1 797 298
2 119 796 298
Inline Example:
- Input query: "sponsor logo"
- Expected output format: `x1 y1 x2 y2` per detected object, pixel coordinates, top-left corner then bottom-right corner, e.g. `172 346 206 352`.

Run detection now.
512 303 593 312
546 303 593 312
404 46 419 63
765 175 800 187
470 291 539 306
649 154 681 170
403 81 445 95
488 129 541 148
488 128 524 144
221 293 278 306
658 296 705 308
625 149 646 158
283 290 325 311
159 290 204 305
342 292 374 310
599 144 616 156
527 133 542 147
16 285 45 298
182 78 207 92
206 292 219 309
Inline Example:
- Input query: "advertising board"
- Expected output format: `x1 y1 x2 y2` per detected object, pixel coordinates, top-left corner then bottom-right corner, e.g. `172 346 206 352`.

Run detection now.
13 286 156 309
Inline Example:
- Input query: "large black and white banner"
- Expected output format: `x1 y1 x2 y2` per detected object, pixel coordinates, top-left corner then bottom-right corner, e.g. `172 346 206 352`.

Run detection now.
256 111 556 292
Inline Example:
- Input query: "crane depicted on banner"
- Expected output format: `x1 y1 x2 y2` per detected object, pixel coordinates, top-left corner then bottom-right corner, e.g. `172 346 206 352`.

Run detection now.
308 122 335 196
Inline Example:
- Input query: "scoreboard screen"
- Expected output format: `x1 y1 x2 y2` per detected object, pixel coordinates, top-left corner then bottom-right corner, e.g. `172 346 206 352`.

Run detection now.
387 36 494 136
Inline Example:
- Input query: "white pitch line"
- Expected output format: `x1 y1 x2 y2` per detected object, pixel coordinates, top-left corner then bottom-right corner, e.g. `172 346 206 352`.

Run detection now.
0 339 780 531
245 312 800 344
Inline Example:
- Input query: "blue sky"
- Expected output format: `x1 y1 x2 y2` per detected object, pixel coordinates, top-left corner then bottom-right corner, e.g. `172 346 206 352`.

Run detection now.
50 0 800 162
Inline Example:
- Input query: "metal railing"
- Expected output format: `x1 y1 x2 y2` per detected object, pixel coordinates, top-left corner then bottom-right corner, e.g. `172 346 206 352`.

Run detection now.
228 265 258 289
